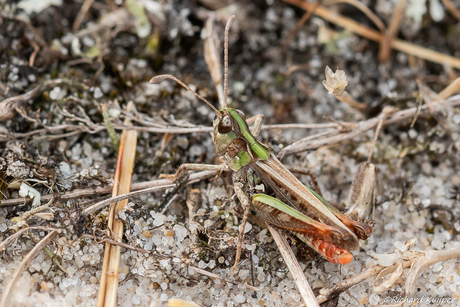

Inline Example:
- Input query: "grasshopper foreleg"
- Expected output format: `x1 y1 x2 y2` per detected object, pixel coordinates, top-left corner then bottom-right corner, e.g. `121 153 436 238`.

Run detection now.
232 169 251 271
159 163 229 180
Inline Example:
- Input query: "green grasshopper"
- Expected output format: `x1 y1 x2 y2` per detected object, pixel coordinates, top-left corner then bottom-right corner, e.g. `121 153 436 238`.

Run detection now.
150 16 372 268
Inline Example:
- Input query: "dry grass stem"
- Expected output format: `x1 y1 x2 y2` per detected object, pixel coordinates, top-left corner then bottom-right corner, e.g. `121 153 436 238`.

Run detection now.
73 0 96 31
204 17 224 109
282 0 460 69
267 224 320 307
439 77 460 99
82 234 149 253
284 0 322 45
81 184 176 216
0 230 59 307
190 266 260 292
441 0 460 20
333 0 386 33
379 0 407 62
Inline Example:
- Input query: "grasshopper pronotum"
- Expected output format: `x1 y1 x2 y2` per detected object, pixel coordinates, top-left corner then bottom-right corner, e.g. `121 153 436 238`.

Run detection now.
151 16 372 269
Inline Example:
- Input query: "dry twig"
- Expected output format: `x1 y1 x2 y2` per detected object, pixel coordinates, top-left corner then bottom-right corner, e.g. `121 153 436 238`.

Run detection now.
279 93 460 156
190 266 260 292
379 0 407 62
0 230 59 307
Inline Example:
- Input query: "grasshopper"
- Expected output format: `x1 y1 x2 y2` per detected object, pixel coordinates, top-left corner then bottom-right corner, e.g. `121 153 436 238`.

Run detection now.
150 16 372 268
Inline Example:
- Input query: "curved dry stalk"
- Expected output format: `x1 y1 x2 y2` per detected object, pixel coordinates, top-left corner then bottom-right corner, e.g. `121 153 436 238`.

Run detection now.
405 249 460 295
0 226 60 253
0 230 58 307
373 263 403 293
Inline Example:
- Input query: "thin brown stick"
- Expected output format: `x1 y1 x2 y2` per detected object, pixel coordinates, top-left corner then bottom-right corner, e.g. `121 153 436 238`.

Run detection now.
279 93 460 156
284 0 322 45
333 0 385 33
190 266 260 292
204 17 224 109
314 265 385 304
267 224 320 307
0 230 58 307
379 0 407 62
82 184 176 216
282 0 460 69
73 0 96 31
441 0 460 21
439 77 460 99
82 234 149 253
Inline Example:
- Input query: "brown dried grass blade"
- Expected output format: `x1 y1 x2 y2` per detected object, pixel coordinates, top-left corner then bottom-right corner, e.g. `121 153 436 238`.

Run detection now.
266 224 320 307
97 101 138 307
204 17 224 109
441 0 460 21
0 230 58 307
282 0 460 69
333 0 385 32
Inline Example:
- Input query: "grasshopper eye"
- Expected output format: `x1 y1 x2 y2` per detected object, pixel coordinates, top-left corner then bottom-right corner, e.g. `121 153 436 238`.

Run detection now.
218 115 233 134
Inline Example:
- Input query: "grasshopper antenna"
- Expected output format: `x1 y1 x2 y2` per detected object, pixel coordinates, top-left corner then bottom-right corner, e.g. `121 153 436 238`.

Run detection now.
150 74 221 117
223 15 236 107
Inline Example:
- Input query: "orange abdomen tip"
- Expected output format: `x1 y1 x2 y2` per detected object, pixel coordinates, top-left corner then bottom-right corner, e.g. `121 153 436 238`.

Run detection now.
336 251 353 265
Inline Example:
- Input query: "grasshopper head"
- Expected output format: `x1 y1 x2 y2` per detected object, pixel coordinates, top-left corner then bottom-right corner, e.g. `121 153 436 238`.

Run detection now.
212 108 247 156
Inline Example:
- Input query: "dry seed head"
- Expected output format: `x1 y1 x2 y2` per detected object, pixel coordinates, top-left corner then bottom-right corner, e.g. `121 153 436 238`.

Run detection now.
322 66 348 96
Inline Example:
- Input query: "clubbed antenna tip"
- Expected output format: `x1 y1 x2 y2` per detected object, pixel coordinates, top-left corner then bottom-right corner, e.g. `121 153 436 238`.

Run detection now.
149 75 169 84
